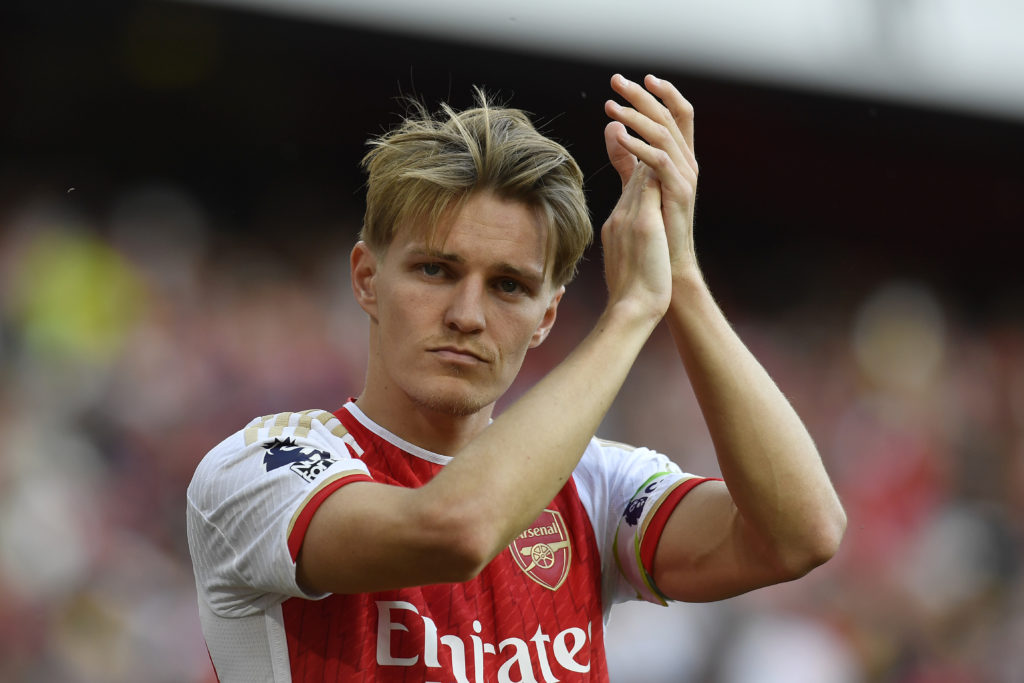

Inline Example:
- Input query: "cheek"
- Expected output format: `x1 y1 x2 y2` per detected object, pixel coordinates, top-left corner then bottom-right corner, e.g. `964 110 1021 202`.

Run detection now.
375 299 425 358
379 283 434 330
382 308 429 354
496 309 548 359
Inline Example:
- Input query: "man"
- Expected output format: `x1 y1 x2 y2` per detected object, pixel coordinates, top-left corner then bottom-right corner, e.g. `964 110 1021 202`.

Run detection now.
187 73 846 682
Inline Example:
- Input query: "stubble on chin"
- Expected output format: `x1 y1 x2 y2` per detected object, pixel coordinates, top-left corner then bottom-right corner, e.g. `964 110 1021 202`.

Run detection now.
409 388 489 418
406 366 498 417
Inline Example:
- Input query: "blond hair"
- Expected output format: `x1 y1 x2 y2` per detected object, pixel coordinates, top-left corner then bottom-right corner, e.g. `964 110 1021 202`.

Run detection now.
360 90 591 286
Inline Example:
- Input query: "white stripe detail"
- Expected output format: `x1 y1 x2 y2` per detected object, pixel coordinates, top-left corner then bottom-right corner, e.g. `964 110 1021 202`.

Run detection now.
344 401 452 465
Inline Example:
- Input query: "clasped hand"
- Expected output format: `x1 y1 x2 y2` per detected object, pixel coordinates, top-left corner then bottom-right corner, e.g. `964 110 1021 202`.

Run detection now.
600 73 699 322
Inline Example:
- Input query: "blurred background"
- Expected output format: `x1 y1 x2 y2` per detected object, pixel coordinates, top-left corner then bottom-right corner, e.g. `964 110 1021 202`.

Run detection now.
2 0 1023 681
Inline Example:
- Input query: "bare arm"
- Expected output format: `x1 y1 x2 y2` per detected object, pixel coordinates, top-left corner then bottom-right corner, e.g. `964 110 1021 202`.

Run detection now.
605 74 846 601
299 155 675 595
655 278 847 601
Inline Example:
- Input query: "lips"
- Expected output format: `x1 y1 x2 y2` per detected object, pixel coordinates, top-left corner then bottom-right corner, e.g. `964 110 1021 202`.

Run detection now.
430 346 490 363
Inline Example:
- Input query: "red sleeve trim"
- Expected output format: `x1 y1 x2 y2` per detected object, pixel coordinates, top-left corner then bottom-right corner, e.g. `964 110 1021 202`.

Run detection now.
206 646 220 683
287 472 373 561
639 477 720 572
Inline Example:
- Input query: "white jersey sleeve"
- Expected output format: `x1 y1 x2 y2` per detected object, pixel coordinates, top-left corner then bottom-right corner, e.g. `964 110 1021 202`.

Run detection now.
186 409 372 618
572 437 715 617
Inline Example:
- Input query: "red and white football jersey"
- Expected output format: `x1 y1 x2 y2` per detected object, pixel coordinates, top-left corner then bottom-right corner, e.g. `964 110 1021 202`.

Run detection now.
187 402 711 682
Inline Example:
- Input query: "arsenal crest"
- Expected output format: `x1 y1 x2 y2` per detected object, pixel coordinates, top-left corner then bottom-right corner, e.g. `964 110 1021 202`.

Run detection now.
509 509 571 591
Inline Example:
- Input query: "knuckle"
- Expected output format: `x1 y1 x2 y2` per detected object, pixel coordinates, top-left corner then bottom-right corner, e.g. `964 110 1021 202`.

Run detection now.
652 149 672 169
603 211 626 232
678 181 696 203
654 104 673 127
651 124 672 147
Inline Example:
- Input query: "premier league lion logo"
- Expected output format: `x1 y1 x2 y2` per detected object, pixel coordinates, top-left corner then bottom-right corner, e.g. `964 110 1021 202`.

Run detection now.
262 437 337 483
623 497 648 527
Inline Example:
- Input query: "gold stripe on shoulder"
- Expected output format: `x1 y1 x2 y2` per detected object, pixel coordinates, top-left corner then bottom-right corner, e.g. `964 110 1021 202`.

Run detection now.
299 409 348 438
268 412 295 439
244 410 343 446
296 412 317 438
243 426 261 446
245 413 291 445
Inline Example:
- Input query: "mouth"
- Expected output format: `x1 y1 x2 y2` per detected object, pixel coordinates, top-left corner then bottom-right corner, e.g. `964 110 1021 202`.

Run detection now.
429 346 489 364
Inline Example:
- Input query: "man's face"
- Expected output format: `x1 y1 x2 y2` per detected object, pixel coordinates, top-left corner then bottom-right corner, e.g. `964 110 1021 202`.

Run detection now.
355 191 564 418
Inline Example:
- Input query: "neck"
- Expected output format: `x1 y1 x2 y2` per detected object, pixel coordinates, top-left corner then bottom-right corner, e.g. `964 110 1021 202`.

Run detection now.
354 386 494 456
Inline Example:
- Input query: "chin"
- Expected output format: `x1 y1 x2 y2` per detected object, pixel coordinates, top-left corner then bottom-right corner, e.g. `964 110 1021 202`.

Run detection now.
407 379 502 418
414 394 487 418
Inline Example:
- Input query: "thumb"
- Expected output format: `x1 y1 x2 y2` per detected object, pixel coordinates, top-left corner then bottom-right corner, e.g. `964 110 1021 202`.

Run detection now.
604 121 636 188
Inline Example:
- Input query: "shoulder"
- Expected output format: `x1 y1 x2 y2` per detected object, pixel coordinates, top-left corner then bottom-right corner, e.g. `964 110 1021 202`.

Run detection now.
187 409 368 509
574 436 684 490
571 436 690 541
186 409 372 609
571 435 685 533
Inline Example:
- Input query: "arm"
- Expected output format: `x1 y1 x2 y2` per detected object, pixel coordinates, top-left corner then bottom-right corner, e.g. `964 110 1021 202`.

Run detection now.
299 151 675 595
605 74 846 602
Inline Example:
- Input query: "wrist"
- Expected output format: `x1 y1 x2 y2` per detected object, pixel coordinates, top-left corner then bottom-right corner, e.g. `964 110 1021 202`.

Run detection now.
670 260 705 289
598 298 664 337
667 270 721 334
671 266 711 303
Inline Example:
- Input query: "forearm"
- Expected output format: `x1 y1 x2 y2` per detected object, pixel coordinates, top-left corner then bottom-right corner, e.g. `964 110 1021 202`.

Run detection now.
667 273 845 570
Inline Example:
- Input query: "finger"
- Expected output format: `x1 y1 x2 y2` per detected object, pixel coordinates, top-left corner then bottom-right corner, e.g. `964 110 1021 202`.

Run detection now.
606 100 694 182
610 74 675 136
617 158 649 215
604 121 637 188
610 74 697 173
605 160 655 236
644 74 695 159
606 165 662 254
637 165 663 218
616 128 693 207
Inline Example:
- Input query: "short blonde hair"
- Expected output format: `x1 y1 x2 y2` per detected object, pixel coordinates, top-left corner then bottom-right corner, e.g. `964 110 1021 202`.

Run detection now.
360 90 592 286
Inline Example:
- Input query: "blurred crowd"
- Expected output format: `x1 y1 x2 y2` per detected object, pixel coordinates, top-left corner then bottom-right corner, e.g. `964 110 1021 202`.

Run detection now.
0 183 1021 682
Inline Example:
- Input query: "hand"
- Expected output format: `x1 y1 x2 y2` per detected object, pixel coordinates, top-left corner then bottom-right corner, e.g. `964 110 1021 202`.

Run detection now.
600 160 672 324
604 74 700 281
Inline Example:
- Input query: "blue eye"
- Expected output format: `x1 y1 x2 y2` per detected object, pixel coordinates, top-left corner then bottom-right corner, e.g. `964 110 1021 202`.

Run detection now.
421 263 443 277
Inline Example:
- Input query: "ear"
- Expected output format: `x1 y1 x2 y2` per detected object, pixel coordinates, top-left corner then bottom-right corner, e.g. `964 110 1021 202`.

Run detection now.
351 241 380 319
529 285 565 348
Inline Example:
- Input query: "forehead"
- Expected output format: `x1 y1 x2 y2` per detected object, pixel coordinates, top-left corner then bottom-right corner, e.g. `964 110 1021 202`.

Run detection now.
393 192 553 279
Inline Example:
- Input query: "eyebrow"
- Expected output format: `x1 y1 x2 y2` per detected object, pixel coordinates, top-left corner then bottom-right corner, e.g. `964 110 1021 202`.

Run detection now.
408 247 546 287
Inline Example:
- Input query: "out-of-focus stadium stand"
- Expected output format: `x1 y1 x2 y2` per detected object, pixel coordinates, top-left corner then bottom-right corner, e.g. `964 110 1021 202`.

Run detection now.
2 1 1023 681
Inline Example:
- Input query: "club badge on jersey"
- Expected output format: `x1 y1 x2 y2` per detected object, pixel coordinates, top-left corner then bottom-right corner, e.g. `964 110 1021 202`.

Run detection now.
509 508 572 590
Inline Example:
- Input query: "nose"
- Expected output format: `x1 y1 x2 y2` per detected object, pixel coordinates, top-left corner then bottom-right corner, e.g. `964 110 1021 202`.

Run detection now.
444 277 486 334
